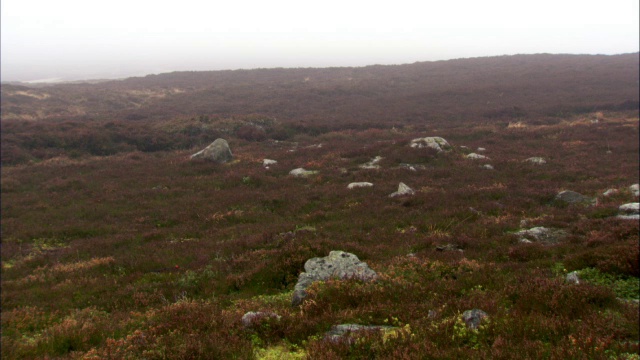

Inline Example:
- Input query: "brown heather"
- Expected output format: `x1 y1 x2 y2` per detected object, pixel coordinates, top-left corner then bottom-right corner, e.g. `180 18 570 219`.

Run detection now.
1 54 639 359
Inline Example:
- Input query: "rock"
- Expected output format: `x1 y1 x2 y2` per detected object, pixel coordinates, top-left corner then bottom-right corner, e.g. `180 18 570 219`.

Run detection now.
555 190 595 205
389 182 415 198
525 157 546 165
630 184 639 197
292 251 377 306
617 202 640 220
241 311 281 328
436 244 463 252
325 324 396 343
466 153 489 160
462 309 488 330
515 227 567 244
481 164 494 170
360 156 383 169
263 159 277 167
477 147 486 152
399 163 426 171
348 182 373 189
190 138 233 163
602 189 619 197
566 271 580 285
410 137 451 152
289 168 318 177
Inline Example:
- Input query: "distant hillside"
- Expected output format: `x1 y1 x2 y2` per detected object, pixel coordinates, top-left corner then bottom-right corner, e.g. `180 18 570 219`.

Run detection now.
1 53 638 127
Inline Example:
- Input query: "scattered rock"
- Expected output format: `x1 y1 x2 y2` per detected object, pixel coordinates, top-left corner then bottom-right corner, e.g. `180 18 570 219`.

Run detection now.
360 156 383 169
399 163 426 171
289 168 318 177
462 309 488 330
481 164 494 170
241 311 281 328
292 251 377 306
348 182 373 189
617 202 639 220
190 138 233 163
565 271 580 285
477 147 486 152
630 184 639 197
410 137 451 152
389 182 415 198
325 324 397 344
602 189 619 197
525 157 546 165
466 153 489 160
263 159 277 167
555 190 595 205
515 227 567 244
436 244 463 252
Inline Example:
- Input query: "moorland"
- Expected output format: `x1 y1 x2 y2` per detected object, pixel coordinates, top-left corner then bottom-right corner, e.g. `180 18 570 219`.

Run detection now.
1 53 639 359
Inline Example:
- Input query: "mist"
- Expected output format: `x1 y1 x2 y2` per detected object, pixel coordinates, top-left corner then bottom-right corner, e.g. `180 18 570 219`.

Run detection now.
2 0 638 82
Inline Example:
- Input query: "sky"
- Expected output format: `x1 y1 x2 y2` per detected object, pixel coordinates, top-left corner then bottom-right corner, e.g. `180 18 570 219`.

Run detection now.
2 0 639 82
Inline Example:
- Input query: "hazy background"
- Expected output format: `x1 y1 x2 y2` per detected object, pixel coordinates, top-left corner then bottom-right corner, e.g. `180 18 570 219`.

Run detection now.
2 0 638 83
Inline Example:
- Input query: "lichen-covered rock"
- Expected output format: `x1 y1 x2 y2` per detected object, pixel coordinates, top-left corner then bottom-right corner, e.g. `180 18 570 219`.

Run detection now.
525 157 546 165
347 182 373 189
515 227 567 244
389 182 415 198
462 309 488 330
190 138 233 163
465 153 489 160
292 251 377 306
410 137 451 152
289 168 318 177
555 190 595 205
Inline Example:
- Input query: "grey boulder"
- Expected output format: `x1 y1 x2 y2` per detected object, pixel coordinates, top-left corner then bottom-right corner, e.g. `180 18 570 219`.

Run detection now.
190 138 233 163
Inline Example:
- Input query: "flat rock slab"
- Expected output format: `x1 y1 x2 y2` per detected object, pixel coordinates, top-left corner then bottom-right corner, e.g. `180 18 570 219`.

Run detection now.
292 251 377 306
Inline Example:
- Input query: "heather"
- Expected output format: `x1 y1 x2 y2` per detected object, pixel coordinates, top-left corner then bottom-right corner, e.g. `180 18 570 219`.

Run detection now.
1 108 638 358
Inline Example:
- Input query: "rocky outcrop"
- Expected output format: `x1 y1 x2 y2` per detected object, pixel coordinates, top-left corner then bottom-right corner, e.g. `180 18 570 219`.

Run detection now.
389 182 415 198
410 137 451 152
555 190 595 205
347 182 373 189
515 226 567 244
292 251 377 306
190 138 233 163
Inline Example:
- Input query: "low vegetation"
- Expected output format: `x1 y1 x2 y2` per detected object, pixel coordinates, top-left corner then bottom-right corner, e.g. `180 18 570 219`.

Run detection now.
2 105 638 358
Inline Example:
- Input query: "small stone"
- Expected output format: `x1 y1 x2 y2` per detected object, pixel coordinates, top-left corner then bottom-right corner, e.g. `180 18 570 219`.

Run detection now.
602 189 619 197
462 309 488 330
263 159 277 167
241 311 281 328
466 153 489 160
348 182 373 189
630 184 639 197
389 182 415 197
477 147 486 152
410 137 451 152
289 168 318 177
360 156 383 169
514 227 567 244
481 164 494 170
555 190 595 205
566 271 580 285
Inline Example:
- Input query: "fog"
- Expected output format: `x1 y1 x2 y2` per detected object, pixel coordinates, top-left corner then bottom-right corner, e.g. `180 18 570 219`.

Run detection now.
2 0 638 82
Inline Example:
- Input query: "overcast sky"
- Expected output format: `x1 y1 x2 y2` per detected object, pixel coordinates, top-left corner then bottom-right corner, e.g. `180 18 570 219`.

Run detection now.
2 0 638 82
